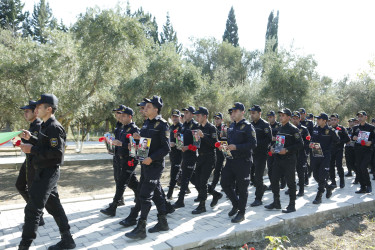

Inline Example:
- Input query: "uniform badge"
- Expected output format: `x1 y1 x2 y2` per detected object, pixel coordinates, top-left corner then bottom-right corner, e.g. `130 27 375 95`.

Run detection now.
154 122 160 128
299 129 303 133
295 133 300 139
126 127 131 132
50 138 58 147
33 131 38 136
264 128 269 133
325 129 329 135
189 123 193 129
252 131 256 138
212 133 217 138
166 131 170 138
240 124 245 130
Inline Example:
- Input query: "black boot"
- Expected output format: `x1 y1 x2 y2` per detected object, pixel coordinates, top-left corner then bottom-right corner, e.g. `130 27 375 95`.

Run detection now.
250 199 262 207
192 201 206 214
285 189 290 195
355 187 367 194
125 218 147 240
18 240 32 250
231 211 245 223
297 187 304 197
228 206 238 216
340 177 345 189
173 197 185 209
330 181 337 189
100 202 117 217
48 231 76 250
264 199 281 210
313 192 323 204
148 214 169 233
166 188 173 200
366 186 372 193
165 201 175 214
282 202 296 213
39 214 45 226
117 197 125 206
326 186 334 199
210 191 223 207
119 207 138 227
194 197 201 202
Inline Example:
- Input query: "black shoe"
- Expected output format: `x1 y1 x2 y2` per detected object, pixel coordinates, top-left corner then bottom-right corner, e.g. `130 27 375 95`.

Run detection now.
250 199 262 207
166 189 173 200
125 219 147 240
366 186 372 193
119 207 138 227
18 240 32 250
264 201 281 210
313 192 323 204
330 183 337 189
194 197 201 202
297 190 304 197
355 188 367 194
231 212 245 223
210 192 223 207
345 172 353 177
304 177 309 186
166 201 175 214
282 204 296 213
192 201 206 214
148 214 169 233
117 197 125 206
326 186 333 199
228 207 238 217
100 203 117 217
340 179 345 189
39 215 45 226
48 232 76 250
285 189 290 195
173 199 185 209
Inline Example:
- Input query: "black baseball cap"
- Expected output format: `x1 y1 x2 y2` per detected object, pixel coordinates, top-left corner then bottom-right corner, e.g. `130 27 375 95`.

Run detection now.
267 111 276 117
193 106 209 116
144 95 163 109
278 108 292 116
182 106 196 113
353 118 358 121
137 101 146 107
298 108 306 114
214 112 223 119
330 113 339 119
248 104 261 112
357 111 367 116
307 113 314 119
291 111 300 118
180 113 185 118
32 94 58 108
231 102 245 111
20 100 37 110
171 109 181 117
348 118 354 122
118 107 134 116
372 118 375 123
112 104 126 112
315 113 329 120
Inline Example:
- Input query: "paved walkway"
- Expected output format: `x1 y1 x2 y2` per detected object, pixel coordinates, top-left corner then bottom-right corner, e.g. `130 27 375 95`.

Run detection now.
1 176 374 250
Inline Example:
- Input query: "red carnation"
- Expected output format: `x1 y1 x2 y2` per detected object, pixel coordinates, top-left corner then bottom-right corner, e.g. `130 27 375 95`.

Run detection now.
128 159 135 167
173 129 178 134
192 145 197 151
336 127 342 131
215 142 221 148
14 140 21 147
306 135 311 141
361 140 366 146
126 134 132 139
188 144 193 150
98 136 105 142
268 151 272 156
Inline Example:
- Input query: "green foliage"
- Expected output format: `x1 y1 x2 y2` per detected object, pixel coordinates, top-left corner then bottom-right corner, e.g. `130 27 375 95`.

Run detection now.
160 12 181 53
222 6 239 47
265 10 279 53
0 0 26 35
265 235 290 250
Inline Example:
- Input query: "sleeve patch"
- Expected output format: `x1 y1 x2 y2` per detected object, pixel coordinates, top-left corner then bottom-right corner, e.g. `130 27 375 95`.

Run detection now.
264 128 269 133
294 133 300 139
50 138 58 147
212 133 217 138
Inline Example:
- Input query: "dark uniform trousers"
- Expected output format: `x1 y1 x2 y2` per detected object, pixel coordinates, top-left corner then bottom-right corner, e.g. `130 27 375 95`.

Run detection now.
211 149 224 191
311 154 331 193
296 150 308 189
271 154 297 201
329 148 345 182
267 155 275 184
178 151 197 199
113 157 139 202
345 146 356 174
192 152 216 201
113 154 120 184
168 149 182 192
22 166 70 241
355 148 372 189
15 156 36 202
253 151 268 200
221 158 251 213
139 161 167 219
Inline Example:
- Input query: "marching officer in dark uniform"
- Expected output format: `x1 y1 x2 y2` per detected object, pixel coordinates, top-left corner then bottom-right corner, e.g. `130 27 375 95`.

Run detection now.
208 112 226 205
18 94 76 250
100 107 139 216
166 109 183 199
16 101 44 226
173 106 199 209
249 105 272 207
266 111 281 190
125 96 171 240
299 108 314 185
190 107 222 214
371 118 375 180
307 113 315 123
351 111 375 194
111 105 126 206
290 111 310 196
329 114 350 189
265 109 303 213
220 102 257 223
345 118 356 177
309 113 339 204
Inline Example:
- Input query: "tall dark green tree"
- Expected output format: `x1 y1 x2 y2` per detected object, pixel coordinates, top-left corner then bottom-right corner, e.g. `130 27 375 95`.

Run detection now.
160 12 181 53
265 10 279 52
0 0 27 35
222 6 239 47
24 0 57 43
134 8 159 44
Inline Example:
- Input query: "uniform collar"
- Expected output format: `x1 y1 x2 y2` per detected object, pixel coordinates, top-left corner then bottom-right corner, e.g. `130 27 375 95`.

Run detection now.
235 119 246 125
31 118 42 126
42 116 55 127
